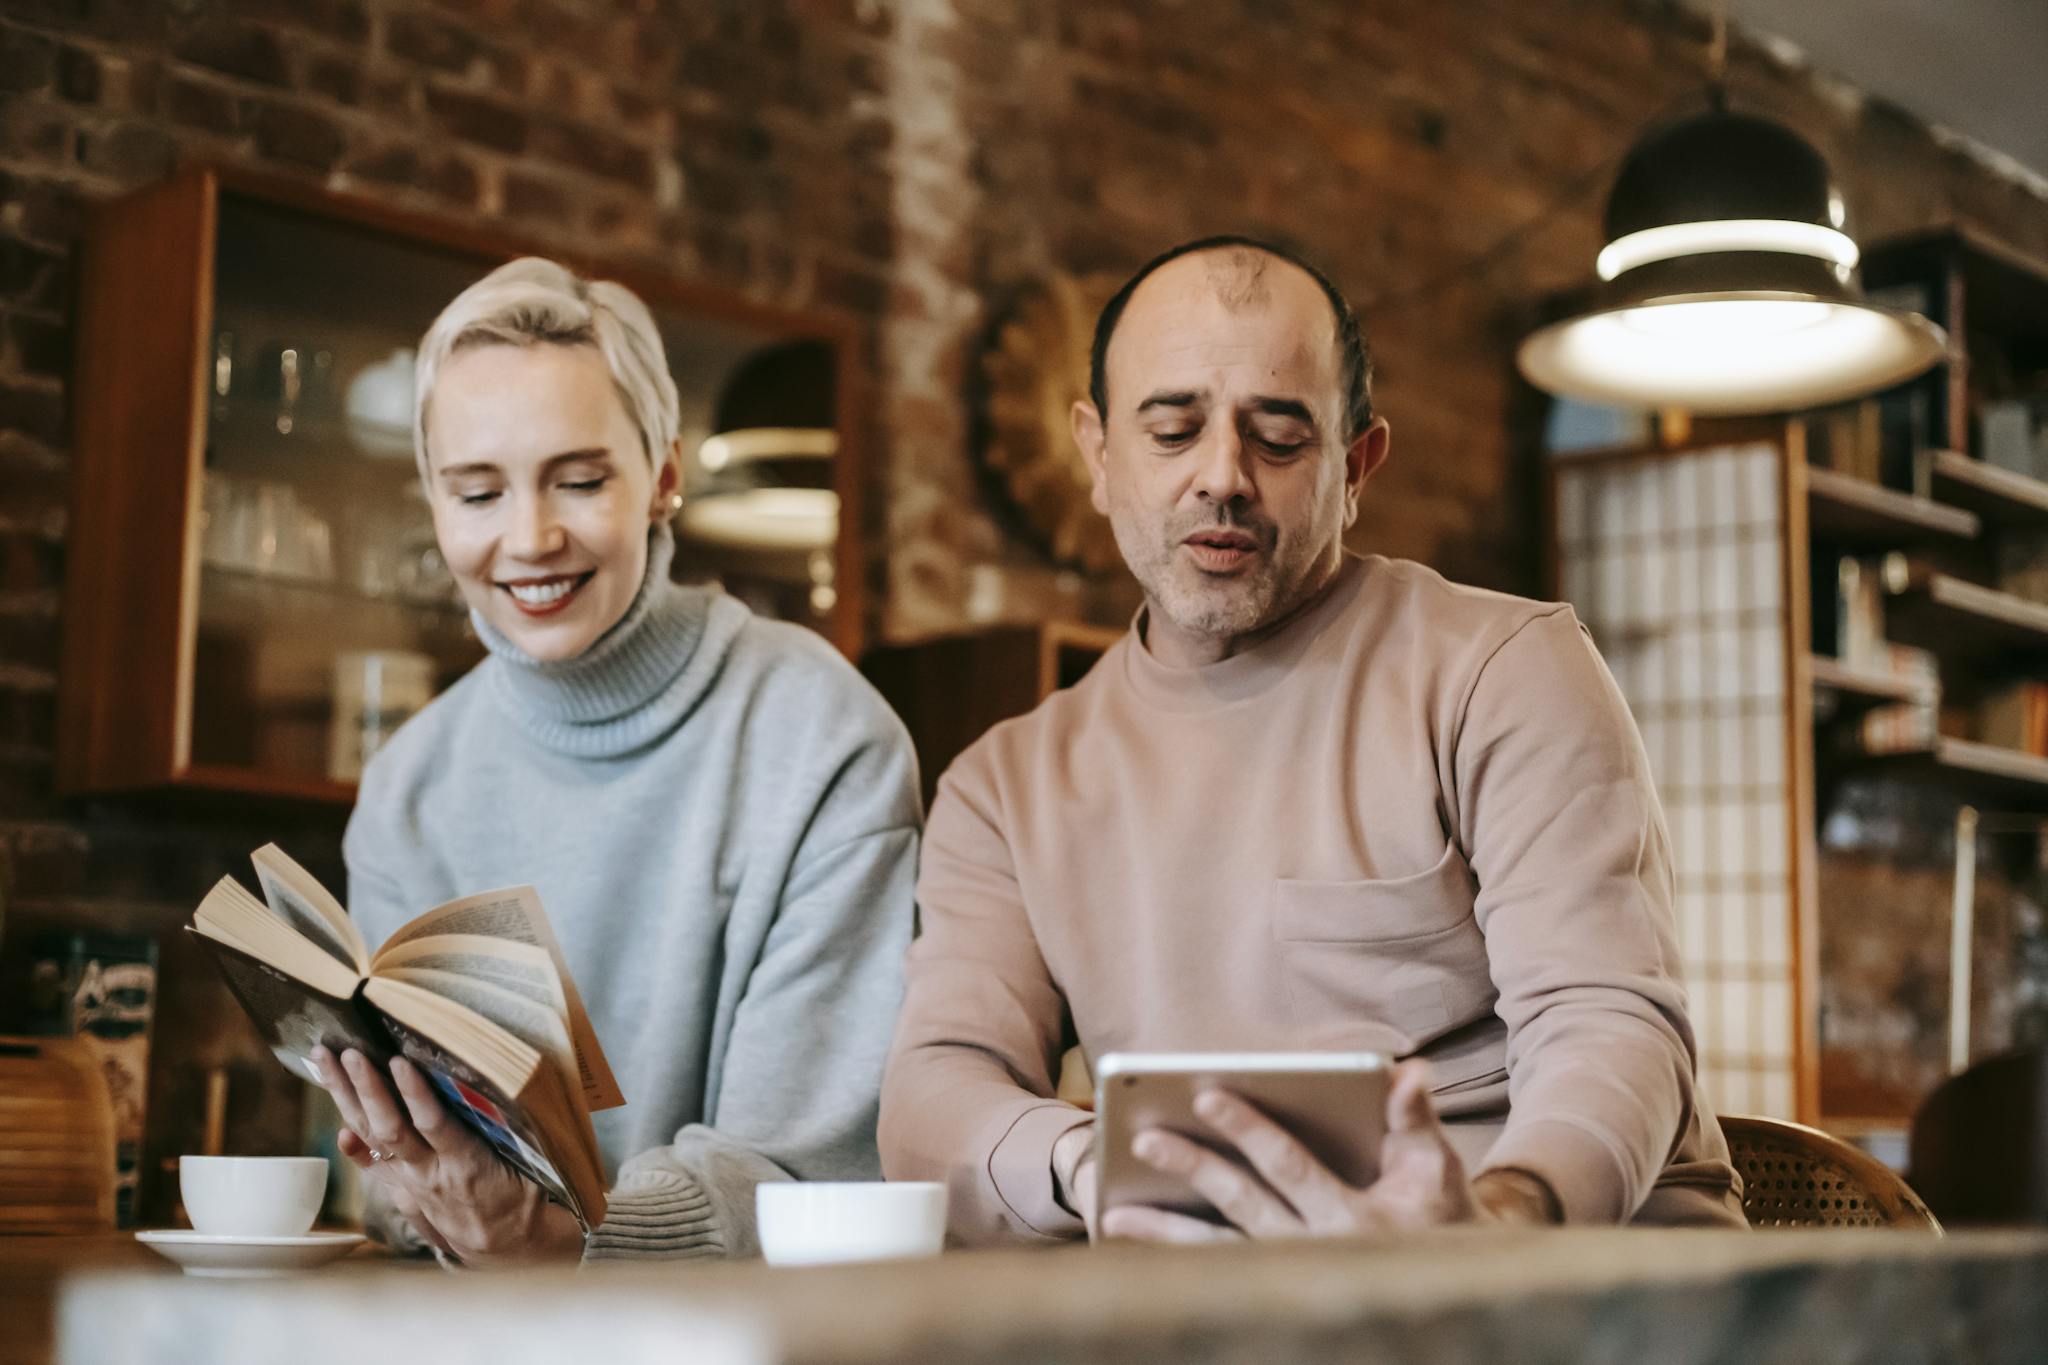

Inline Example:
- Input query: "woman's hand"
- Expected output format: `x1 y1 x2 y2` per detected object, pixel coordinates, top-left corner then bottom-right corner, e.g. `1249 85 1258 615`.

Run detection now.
1100 1059 1560 1243
312 1046 586 1265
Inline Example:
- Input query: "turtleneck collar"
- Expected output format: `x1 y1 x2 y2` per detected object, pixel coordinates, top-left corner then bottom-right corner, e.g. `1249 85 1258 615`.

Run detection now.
473 524 725 758
1118 552 1368 712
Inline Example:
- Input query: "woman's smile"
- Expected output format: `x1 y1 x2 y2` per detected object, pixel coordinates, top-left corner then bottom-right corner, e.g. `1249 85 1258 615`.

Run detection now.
499 571 595 616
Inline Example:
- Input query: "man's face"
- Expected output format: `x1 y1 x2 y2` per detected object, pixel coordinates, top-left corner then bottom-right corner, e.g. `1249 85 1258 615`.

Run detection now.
1075 250 1388 649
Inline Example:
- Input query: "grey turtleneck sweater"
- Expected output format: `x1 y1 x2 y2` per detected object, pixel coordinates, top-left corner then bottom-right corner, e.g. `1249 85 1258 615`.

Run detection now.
341 530 921 1261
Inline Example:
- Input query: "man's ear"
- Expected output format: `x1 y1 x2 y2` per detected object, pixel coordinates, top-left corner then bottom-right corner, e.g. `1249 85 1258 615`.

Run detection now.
1341 417 1392 528
1073 399 1110 517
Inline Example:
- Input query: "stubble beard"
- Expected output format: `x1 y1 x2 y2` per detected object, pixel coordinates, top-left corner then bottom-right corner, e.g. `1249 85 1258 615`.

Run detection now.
1111 496 1340 645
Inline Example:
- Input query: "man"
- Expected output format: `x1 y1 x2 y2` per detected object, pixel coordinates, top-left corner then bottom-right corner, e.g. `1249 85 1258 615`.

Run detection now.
879 236 1744 1243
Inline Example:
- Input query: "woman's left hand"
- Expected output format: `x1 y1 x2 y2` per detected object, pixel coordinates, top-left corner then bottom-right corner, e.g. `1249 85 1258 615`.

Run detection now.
312 1046 586 1265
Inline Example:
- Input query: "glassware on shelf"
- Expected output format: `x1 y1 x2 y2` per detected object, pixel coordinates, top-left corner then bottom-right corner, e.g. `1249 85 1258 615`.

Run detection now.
327 650 434 782
255 339 337 437
201 472 335 582
345 348 417 460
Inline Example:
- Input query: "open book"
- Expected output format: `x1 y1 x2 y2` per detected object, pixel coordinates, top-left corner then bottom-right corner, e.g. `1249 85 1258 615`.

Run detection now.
188 845 624 1229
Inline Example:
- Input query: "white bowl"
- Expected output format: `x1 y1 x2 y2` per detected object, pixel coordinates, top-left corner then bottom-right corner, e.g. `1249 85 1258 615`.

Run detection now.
756 1181 947 1266
179 1156 328 1237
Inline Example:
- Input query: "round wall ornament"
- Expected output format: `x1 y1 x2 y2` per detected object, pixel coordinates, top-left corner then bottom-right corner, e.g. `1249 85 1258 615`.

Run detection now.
978 271 1124 575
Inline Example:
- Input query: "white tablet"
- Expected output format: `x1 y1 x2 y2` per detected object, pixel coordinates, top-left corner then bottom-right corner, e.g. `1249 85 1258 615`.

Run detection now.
1093 1051 1390 1227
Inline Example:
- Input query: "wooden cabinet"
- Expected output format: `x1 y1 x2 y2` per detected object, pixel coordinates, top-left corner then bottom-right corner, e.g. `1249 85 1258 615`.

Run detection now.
1542 230 2048 1133
59 165 868 802
862 621 1124 806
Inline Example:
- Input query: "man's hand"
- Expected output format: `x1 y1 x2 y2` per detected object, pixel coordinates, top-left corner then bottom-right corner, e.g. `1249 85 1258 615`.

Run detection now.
313 1046 586 1265
1051 1121 1100 1240
1099 1059 1560 1243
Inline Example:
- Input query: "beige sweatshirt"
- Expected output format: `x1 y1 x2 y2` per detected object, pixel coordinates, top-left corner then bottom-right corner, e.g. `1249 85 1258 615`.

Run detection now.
879 553 1744 1241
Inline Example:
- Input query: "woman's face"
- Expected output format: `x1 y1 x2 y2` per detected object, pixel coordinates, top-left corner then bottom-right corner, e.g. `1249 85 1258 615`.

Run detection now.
425 342 677 662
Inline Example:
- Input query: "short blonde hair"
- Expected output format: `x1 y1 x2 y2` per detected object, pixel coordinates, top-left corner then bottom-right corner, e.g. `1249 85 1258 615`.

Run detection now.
413 257 679 481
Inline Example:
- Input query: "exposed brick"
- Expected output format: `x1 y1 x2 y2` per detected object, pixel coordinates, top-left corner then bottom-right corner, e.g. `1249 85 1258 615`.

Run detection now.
812 259 888 315
247 0 370 45
384 10 482 76
0 101 73 166
248 97 348 170
0 456 67 533
74 120 176 180
53 43 100 103
0 30 55 95
161 72 241 134
0 532 60 593
4 314 68 377
0 618 60 679
302 53 362 105
0 379 65 446
172 20 289 88
502 170 571 222
531 118 651 189
421 152 483 207
341 143 481 208
0 238 69 312
7 179 82 248
424 85 527 153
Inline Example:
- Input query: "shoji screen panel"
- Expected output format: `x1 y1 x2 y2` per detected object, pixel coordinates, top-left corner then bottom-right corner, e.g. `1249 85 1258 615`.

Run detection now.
1552 442 1802 1120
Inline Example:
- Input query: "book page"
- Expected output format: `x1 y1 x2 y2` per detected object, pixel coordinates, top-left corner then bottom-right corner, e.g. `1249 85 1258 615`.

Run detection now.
380 886 623 1113
193 877 362 1001
370 936 566 1014
366 970 572 1087
250 844 369 973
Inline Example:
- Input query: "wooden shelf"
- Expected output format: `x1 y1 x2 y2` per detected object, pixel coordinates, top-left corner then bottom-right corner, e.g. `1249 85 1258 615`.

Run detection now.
1805 467 1978 549
177 763 356 805
1846 738 2048 809
1924 450 2048 530
1809 655 1934 718
1886 571 2048 678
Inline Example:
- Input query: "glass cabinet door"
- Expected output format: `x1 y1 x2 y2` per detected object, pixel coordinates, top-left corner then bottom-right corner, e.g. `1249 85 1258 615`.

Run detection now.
193 197 489 789
60 168 866 801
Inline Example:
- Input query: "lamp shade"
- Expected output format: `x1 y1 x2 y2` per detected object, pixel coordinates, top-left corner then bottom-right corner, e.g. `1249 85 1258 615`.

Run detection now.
682 341 839 552
1518 109 1945 413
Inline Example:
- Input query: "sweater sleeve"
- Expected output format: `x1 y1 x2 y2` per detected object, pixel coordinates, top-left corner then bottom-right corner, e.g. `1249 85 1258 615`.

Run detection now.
877 754 1092 1246
1453 608 1699 1224
585 717 922 1262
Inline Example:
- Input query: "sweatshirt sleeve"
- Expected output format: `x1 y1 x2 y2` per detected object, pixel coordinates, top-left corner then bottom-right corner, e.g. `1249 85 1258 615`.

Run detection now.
877 753 1091 1245
1452 607 1699 1224
585 711 922 1262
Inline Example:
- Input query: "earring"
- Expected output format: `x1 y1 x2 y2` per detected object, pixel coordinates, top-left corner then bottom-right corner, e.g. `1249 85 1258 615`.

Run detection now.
668 493 684 512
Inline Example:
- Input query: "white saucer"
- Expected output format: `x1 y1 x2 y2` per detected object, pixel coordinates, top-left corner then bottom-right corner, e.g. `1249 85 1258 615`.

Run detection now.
135 1229 365 1277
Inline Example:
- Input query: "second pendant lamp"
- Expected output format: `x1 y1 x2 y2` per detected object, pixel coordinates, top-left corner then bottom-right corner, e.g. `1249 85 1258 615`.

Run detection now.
1518 103 1946 415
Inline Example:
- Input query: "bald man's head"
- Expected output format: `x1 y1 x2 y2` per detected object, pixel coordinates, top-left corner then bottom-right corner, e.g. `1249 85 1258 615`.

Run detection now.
1088 236 1373 442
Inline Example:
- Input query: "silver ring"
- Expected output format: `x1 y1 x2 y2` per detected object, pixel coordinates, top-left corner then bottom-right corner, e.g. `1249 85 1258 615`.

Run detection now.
368 1147 392 1164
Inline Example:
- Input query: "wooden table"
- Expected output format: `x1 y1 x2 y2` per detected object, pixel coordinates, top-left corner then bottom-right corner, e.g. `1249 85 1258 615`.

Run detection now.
16 1227 2048 1364
0 1232 406 1365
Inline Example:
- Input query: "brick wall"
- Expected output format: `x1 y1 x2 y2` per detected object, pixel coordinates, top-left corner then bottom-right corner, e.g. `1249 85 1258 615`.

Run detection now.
1 0 2044 1206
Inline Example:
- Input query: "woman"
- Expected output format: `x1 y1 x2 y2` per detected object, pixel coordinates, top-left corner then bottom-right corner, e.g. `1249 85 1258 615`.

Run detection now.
313 258 920 1264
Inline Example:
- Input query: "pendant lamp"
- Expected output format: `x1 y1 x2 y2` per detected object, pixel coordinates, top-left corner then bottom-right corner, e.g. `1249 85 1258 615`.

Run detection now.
1517 99 1946 414
684 340 839 554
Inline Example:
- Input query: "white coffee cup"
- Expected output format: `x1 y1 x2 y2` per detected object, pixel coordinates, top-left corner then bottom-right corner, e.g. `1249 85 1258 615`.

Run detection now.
756 1181 947 1266
180 1156 328 1237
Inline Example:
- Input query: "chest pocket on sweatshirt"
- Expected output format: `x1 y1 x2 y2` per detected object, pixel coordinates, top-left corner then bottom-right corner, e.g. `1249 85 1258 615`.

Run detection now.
1269 843 1496 1056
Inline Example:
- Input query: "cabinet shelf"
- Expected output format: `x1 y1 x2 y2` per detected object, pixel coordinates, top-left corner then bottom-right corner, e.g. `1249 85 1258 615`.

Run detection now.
201 562 467 619
1924 450 2048 530
1845 738 2048 809
1809 655 1934 718
1885 571 2048 678
1805 467 1978 549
